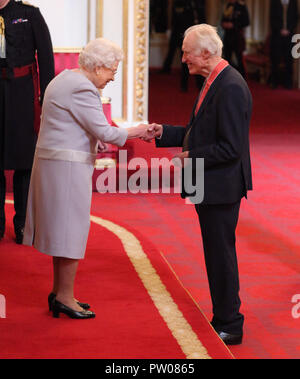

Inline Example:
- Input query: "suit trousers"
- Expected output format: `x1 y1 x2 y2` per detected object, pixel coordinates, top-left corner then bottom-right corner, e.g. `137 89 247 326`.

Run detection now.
0 169 31 232
270 34 293 87
223 33 246 79
195 200 244 334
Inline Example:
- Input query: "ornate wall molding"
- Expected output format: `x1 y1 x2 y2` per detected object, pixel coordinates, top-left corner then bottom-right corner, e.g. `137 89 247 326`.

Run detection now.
122 0 129 121
96 0 103 38
133 0 149 122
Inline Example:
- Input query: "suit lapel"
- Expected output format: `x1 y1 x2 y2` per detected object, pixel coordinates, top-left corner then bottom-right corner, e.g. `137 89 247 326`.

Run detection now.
183 66 231 145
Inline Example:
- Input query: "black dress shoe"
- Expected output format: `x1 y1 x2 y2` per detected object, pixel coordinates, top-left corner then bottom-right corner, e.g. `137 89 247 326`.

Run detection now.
48 292 91 311
15 227 24 245
218 332 243 345
52 299 95 319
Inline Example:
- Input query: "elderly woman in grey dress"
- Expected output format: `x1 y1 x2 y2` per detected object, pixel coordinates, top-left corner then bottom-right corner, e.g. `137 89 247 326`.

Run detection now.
23 38 153 319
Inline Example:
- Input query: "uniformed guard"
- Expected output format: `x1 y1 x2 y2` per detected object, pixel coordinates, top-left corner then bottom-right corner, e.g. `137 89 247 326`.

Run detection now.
221 0 250 78
270 0 298 89
161 0 206 91
0 0 54 244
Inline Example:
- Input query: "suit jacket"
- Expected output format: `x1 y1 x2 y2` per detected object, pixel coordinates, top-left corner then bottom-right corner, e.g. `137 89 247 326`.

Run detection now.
270 0 298 34
156 65 253 205
0 0 54 170
221 1 250 31
172 0 206 35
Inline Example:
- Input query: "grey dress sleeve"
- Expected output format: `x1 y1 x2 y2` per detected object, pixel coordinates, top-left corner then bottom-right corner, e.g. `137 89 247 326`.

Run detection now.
70 82 128 147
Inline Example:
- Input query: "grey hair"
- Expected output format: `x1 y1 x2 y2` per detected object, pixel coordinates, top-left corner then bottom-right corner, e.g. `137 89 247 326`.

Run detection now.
184 24 223 57
78 38 124 71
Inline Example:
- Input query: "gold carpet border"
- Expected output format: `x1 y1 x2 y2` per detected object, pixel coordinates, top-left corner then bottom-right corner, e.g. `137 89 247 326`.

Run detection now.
159 251 235 359
90 215 211 360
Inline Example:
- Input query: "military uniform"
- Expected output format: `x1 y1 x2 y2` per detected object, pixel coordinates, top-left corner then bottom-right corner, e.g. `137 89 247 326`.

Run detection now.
270 0 298 88
221 0 250 78
0 0 54 242
150 0 168 34
161 0 206 91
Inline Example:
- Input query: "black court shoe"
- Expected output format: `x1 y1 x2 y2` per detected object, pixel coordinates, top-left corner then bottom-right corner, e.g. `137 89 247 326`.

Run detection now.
52 299 96 319
48 293 91 312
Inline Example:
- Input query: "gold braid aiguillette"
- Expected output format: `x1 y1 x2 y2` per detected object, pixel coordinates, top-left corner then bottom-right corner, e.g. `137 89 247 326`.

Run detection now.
0 16 5 57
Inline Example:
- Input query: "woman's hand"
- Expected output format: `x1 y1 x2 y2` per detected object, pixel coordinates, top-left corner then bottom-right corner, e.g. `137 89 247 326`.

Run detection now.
126 123 157 140
98 141 109 152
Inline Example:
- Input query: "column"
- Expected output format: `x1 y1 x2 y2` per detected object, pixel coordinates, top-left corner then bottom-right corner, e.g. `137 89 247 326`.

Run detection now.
99 0 150 126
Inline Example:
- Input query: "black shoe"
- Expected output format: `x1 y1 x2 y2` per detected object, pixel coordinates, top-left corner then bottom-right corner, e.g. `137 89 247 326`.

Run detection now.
0 230 4 241
15 227 24 245
52 299 95 319
48 293 91 312
218 331 243 345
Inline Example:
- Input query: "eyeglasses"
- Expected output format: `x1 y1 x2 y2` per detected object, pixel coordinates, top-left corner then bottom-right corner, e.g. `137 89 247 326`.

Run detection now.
107 67 118 76
96 66 118 78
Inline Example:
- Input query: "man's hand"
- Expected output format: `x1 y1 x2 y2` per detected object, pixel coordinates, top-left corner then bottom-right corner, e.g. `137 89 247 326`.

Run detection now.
140 123 163 142
280 28 290 37
134 123 155 141
222 22 234 30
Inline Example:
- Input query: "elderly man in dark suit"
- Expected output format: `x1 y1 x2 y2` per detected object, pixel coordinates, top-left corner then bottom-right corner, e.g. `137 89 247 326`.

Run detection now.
145 24 253 345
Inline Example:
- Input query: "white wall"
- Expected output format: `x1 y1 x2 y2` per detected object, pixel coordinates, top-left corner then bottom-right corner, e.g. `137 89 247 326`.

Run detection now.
101 0 124 119
29 0 151 120
30 0 124 118
30 0 88 48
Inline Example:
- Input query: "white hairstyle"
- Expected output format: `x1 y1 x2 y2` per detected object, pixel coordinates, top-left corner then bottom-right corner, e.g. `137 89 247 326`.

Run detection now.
184 24 223 57
78 38 124 71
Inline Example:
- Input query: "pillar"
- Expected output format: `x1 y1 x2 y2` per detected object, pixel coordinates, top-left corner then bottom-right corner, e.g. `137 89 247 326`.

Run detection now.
99 0 150 127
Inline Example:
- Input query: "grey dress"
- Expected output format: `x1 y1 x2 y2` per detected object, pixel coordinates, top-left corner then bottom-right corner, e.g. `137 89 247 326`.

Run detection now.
23 70 128 259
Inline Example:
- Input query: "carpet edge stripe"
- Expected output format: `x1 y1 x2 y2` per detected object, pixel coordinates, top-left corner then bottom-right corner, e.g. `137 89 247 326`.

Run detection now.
159 251 235 359
90 215 212 360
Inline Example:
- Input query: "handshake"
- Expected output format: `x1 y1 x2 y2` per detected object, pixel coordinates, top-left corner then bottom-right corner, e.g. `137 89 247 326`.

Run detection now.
136 123 163 143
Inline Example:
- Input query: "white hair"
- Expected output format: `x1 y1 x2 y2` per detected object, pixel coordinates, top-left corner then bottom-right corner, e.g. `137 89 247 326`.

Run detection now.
184 24 223 57
78 38 124 71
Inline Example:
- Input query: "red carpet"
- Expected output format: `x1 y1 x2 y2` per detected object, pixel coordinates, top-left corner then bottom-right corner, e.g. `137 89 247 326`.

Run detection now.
0 200 232 359
145 69 300 359
1 70 299 359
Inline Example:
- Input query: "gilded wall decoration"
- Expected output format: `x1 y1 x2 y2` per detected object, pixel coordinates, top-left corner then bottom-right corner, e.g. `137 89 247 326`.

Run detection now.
134 0 149 121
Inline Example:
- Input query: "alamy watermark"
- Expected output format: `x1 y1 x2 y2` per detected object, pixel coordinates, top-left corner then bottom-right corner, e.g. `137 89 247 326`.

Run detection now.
95 150 204 204
291 294 300 319
0 294 6 319
292 34 300 59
